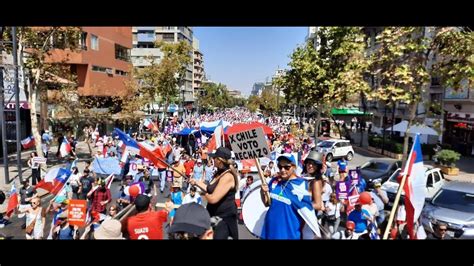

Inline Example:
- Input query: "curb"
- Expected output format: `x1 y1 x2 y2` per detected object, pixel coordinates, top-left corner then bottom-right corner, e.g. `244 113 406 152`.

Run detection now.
352 145 388 158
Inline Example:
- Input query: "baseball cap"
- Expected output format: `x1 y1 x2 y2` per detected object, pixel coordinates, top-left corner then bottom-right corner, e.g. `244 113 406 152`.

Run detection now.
197 159 202 163
134 194 151 212
277 153 297 166
168 203 211 236
208 147 232 160
304 151 323 165
346 221 355 230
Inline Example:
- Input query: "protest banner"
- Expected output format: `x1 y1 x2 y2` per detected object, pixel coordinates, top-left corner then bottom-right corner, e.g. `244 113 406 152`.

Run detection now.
68 199 87 227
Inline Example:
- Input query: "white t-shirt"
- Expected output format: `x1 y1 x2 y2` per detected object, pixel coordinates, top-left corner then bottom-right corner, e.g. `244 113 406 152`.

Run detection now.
322 183 333 202
325 201 341 219
183 193 202 205
69 173 81 187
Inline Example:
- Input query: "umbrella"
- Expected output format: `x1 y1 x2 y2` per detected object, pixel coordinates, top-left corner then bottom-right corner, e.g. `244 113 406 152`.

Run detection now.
385 120 438 136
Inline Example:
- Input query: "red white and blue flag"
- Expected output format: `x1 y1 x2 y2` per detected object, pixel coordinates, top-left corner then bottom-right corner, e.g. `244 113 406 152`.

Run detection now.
21 136 35 149
6 183 19 217
114 128 167 169
402 134 427 240
59 137 72 157
143 118 159 132
35 167 72 195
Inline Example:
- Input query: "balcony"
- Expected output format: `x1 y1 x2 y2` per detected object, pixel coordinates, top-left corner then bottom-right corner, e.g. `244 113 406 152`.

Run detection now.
136 27 156 31
137 33 156 43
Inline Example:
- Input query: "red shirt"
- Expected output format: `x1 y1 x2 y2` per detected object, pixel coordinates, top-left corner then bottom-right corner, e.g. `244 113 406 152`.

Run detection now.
184 160 195 176
126 210 168 240
90 188 111 214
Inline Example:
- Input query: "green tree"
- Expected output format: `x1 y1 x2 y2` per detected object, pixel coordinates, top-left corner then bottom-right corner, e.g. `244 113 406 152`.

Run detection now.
368 27 473 160
2 27 83 157
277 27 370 143
133 40 192 129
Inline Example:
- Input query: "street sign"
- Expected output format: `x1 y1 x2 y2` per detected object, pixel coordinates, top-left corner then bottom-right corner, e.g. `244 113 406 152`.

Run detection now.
67 199 87 227
228 127 270 160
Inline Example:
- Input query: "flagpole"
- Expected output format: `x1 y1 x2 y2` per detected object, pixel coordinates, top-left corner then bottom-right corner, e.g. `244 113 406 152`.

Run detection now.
382 171 409 239
254 158 271 204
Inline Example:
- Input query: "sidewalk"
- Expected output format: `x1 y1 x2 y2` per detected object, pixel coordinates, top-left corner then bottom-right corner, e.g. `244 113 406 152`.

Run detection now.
0 141 93 213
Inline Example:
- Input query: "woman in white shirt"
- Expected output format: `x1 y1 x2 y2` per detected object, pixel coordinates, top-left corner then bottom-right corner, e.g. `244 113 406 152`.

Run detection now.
324 193 344 234
69 167 81 199
321 177 333 204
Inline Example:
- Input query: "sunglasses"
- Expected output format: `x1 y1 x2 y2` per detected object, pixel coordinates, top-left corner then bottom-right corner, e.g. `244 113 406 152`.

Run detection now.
439 228 447 231
278 165 292 171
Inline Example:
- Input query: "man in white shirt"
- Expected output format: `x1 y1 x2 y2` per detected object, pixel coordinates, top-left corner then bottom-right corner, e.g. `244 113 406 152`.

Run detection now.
183 186 202 205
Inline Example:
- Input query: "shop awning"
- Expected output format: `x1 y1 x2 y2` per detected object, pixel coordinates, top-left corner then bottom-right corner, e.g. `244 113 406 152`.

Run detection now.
331 108 372 115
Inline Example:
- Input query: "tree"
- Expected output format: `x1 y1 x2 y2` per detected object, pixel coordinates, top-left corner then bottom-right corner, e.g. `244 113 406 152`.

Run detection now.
277 27 370 143
368 27 473 161
2 27 83 158
126 41 192 129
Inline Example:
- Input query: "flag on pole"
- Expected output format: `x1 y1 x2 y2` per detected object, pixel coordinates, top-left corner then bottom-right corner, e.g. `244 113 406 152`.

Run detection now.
21 136 35 149
206 121 224 152
35 167 72 195
143 118 159 132
402 134 427 240
60 137 72 157
6 184 19 217
114 128 167 169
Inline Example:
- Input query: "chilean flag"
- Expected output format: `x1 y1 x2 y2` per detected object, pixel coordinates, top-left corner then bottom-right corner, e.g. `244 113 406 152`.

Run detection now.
143 118 159 132
59 137 72 157
207 121 224 152
21 136 35 149
114 128 168 169
402 134 427 240
35 167 72 195
6 184 19 217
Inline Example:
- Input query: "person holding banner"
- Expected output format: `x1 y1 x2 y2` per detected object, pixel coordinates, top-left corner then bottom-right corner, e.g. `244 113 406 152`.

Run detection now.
188 147 239 240
27 152 42 186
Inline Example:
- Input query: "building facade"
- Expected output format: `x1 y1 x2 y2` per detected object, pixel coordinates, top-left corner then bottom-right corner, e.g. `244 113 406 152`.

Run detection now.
131 26 194 104
193 37 204 98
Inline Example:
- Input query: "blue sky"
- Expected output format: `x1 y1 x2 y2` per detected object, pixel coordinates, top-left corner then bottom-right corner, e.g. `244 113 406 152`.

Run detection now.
193 27 307 96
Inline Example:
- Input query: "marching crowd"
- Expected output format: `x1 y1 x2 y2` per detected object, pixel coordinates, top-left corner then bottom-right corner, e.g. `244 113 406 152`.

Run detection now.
0 107 451 240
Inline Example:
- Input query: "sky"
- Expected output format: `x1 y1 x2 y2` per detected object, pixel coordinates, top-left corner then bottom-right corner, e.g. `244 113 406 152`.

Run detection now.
193 27 307 96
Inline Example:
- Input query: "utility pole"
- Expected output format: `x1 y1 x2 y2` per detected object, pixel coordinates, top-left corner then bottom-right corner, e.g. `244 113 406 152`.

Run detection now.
12 27 22 182
0 32 10 184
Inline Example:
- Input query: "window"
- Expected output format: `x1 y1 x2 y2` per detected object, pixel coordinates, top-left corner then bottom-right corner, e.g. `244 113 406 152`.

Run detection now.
79 32 88 50
92 65 112 74
433 171 441 183
115 44 130 62
91 34 99 50
426 174 433 187
115 69 128 77
162 33 174 42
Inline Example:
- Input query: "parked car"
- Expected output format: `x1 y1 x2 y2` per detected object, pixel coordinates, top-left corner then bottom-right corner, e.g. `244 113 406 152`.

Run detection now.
381 166 446 208
359 159 402 189
315 139 354 162
420 181 474 239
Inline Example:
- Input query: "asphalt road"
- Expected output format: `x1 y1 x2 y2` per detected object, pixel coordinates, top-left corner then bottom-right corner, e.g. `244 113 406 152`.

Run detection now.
0 147 376 239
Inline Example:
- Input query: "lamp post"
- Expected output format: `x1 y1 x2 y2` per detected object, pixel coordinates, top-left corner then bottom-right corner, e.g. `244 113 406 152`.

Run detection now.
381 105 388 155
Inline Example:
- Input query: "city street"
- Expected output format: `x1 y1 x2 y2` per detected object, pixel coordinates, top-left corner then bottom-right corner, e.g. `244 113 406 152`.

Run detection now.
0 141 378 239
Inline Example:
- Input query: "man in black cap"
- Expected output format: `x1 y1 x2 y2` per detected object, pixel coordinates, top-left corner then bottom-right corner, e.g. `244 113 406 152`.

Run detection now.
168 203 214 240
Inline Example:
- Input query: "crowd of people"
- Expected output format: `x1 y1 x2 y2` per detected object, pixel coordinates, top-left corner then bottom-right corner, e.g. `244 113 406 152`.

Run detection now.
0 107 450 240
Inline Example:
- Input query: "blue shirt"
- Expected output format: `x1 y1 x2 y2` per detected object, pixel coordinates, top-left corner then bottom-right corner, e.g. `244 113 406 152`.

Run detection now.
337 160 347 171
193 165 204 180
204 166 214 182
261 178 307 240
348 209 371 233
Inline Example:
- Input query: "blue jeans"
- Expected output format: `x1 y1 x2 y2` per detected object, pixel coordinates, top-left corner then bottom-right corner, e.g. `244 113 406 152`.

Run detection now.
377 209 385 225
159 170 167 192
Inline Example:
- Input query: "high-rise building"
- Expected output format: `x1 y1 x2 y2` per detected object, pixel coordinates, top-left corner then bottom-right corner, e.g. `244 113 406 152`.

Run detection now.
131 26 195 103
251 82 265 96
193 37 204 98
